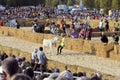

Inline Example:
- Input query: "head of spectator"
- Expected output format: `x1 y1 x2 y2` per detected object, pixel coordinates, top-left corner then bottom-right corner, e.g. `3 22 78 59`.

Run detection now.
1 57 19 80
24 67 34 79
1 52 8 61
22 57 26 62
39 47 43 51
91 73 102 80
37 74 48 80
32 48 38 60
96 73 102 80
18 58 22 66
54 68 60 73
73 72 77 77
10 73 32 80
56 67 73 80
77 72 84 77
77 76 90 80
44 72 59 80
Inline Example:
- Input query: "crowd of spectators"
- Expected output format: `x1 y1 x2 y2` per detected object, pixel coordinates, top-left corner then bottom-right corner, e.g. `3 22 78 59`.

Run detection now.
0 5 120 23
0 50 104 80
0 5 120 40
0 5 119 45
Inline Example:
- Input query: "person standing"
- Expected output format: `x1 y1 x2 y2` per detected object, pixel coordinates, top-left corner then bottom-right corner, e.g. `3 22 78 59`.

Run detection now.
99 19 104 31
86 26 92 40
16 20 20 29
37 47 47 71
105 19 109 32
57 34 66 55
112 33 119 45
114 19 119 31
31 48 38 60
100 32 108 43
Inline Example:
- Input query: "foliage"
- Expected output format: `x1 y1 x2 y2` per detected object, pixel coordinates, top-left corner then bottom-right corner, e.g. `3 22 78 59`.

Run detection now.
112 0 120 9
83 0 95 9
67 0 72 6
94 0 100 9
0 0 120 10
0 0 45 7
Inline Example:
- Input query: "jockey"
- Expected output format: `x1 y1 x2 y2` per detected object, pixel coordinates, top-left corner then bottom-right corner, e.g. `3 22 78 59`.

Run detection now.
57 34 66 55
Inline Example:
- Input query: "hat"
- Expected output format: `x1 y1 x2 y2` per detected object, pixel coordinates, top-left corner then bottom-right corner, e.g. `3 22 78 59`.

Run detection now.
49 73 59 79
58 70 73 80
54 68 60 73
43 78 54 80
77 76 90 80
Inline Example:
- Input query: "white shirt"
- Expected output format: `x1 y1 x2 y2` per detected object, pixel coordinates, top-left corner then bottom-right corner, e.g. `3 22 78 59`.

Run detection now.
37 51 46 65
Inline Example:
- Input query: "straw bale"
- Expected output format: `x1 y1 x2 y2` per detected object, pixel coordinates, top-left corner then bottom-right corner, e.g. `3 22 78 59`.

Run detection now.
36 33 44 44
0 27 4 34
12 29 19 38
28 33 38 43
77 66 96 77
8 28 16 36
19 51 31 61
71 45 82 51
1 46 7 52
0 45 3 52
67 65 77 73
65 45 72 50
47 60 66 71
12 49 20 56
11 28 17 37
94 43 106 52
17 30 25 39
79 39 84 45
4 47 12 56
31 33 44 43
23 31 32 41
18 19 25 26
104 42 114 52
43 34 54 39
96 51 109 58
92 32 101 37
109 51 116 60
47 60 58 70
25 21 32 26
110 51 120 61
82 41 93 53
2 27 9 36
114 45 119 54
0 46 11 56
70 39 80 46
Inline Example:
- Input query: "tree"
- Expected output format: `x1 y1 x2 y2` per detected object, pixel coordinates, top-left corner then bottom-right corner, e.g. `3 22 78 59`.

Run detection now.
6 0 17 6
45 0 51 6
94 0 100 9
112 0 120 9
67 0 72 6
0 0 7 6
83 0 94 9
51 0 59 7
100 0 112 14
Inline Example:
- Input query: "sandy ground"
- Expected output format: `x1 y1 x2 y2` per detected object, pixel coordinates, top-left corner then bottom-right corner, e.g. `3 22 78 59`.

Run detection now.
0 34 120 77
